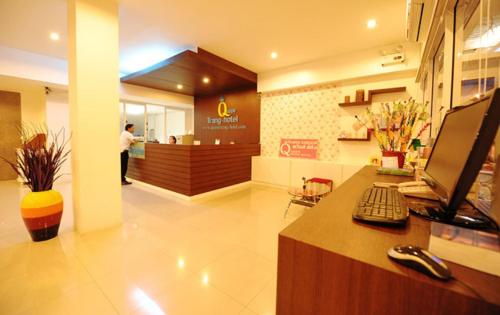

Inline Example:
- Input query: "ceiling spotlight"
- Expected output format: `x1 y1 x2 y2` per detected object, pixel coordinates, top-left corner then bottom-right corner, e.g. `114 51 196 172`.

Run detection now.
177 84 183 90
202 77 210 84
270 52 278 59
49 32 60 41
367 19 377 29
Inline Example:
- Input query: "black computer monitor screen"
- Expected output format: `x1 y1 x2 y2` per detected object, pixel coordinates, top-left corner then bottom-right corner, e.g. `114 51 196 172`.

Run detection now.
424 98 490 207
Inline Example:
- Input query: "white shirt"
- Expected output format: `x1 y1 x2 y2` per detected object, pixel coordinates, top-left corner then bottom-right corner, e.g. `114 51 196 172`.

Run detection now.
120 131 135 152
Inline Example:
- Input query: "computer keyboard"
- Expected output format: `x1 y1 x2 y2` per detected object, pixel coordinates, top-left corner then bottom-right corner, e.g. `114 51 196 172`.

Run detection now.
352 186 409 225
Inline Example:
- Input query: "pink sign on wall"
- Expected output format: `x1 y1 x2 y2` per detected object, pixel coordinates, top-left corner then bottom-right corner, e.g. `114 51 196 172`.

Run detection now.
279 139 319 159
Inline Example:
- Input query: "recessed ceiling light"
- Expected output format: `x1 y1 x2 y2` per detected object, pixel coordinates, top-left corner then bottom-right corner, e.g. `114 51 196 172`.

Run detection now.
177 84 183 89
202 77 210 84
202 273 209 285
49 32 60 41
367 19 377 29
270 52 278 59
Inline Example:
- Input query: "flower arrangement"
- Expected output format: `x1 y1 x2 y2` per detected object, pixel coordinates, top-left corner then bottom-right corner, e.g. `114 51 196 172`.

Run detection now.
1 125 71 192
359 98 429 153
0 125 70 242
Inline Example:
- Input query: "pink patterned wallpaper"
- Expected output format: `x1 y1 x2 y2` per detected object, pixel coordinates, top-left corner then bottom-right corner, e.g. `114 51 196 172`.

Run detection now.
260 83 342 161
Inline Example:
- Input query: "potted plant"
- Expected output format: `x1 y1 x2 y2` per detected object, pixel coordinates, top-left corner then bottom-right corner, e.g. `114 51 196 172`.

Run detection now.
1 126 70 242
360 98 429 168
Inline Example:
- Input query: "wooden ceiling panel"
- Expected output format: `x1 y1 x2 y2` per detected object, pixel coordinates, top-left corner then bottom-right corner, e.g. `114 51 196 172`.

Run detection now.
121 48 257 97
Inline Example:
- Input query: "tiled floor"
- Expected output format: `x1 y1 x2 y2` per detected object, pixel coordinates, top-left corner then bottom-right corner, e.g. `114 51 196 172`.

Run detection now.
0 179 304 315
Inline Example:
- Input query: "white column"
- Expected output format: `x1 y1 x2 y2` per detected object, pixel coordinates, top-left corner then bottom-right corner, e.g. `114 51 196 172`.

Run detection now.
68 0 122 233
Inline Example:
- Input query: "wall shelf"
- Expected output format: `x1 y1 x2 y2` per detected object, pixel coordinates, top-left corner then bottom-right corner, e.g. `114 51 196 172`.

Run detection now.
339 87 407 107
338 127 400 142
337 137 370 141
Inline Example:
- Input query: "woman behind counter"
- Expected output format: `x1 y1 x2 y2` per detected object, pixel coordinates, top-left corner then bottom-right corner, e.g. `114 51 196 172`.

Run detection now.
169 135 177 144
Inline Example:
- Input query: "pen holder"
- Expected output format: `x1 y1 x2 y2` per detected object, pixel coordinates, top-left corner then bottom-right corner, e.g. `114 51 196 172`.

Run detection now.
382 151 406 169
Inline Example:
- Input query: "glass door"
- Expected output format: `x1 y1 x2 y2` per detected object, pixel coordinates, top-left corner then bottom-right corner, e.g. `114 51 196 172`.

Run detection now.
166 109 186 138
125 103 146 138
146 104 166 143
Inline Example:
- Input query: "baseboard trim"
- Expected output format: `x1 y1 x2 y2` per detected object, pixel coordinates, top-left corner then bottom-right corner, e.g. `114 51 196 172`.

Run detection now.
129 179 253 202
250 180 288 190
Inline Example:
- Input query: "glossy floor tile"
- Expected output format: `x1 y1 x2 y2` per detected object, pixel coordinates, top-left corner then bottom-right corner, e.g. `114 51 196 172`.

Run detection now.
0 179 304 315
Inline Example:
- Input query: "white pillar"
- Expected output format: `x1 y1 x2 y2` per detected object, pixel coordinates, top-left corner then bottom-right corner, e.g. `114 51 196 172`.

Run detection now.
68 0 122 233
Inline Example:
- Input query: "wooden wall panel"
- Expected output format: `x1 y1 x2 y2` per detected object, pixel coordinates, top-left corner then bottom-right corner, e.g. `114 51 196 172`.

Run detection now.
128 143 260 196
194 88 260 145
0 90 21 180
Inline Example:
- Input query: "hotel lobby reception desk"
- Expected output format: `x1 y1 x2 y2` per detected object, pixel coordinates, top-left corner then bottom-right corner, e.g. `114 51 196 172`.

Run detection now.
277 166 500 315
128 143 260 196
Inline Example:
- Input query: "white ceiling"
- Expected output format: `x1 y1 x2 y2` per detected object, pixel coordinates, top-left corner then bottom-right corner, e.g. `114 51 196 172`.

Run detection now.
0 0 407 74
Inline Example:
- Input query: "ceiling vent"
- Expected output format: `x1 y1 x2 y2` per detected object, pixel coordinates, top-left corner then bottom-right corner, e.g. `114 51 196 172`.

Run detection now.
406 0 425 42
381 53 406 67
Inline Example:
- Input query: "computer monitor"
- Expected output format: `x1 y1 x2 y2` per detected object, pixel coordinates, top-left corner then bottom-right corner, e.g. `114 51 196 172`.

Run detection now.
422 88 500 223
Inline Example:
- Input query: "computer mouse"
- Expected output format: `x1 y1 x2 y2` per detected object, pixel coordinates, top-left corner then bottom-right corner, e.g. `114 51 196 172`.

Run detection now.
387 245 452 280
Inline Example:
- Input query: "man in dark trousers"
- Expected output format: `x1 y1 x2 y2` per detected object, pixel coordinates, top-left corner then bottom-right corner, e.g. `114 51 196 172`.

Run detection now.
120 124 136 185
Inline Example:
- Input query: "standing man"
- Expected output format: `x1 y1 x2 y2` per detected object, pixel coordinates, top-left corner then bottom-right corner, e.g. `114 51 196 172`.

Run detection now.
120 123 136 185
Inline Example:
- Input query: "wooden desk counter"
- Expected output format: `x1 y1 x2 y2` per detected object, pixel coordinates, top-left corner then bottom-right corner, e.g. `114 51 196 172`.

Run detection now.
128 143 260 196
277 166 500 315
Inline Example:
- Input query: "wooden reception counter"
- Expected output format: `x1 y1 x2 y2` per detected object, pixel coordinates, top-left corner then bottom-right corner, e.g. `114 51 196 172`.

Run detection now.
127 143 260 196
277 166 500 315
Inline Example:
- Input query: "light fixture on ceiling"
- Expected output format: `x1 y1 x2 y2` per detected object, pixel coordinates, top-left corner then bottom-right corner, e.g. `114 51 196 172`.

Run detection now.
270 51 278 59
367 19 377 29
202 77 210 84
177 258 185 269
177 84 183 90
202 273 210 285
49 32 60 41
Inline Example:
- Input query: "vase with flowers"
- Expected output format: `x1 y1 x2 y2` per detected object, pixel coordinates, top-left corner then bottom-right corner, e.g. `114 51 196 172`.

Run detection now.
359 98 429 168
1 126 70 242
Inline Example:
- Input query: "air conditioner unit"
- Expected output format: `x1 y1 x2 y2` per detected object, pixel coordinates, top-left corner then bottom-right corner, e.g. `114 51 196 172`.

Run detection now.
381 53 406 67
406 0 425 42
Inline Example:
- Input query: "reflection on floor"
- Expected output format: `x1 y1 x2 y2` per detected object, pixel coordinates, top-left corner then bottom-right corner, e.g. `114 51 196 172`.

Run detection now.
0 179 304 315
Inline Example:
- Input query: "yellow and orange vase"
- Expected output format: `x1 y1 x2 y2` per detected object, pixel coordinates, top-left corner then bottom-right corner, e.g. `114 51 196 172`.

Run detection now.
20 190 63 242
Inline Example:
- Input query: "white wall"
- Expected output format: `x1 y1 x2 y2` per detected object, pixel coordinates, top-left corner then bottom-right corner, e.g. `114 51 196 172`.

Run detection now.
0 75 46 125
258 42 421 93
46 89 72 178
252 156 364 189
0 45 68 86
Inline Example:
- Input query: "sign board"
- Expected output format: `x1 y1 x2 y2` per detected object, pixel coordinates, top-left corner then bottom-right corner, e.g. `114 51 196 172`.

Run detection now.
204 96 248 132
129 142 145 159
279 139 318 159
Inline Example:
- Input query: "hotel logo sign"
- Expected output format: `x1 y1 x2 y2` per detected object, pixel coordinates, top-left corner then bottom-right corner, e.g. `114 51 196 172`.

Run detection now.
217 98 230 117
205 96 247 130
